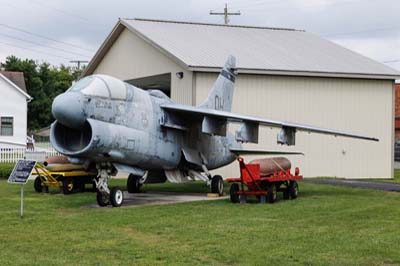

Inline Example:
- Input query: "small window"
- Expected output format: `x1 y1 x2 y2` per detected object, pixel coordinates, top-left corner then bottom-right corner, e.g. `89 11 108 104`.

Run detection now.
1 117 13 136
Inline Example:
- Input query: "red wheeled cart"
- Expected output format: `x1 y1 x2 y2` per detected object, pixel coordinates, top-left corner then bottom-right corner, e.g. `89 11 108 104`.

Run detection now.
226 157 303 203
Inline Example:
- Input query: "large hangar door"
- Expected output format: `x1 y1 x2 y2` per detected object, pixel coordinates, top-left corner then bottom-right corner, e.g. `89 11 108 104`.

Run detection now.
126 73 171 97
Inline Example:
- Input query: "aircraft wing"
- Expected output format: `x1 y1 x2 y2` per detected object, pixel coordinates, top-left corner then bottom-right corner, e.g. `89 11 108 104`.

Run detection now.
161 103 379 145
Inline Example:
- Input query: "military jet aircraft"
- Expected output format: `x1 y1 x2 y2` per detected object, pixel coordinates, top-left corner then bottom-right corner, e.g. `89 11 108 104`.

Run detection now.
50 55 378 207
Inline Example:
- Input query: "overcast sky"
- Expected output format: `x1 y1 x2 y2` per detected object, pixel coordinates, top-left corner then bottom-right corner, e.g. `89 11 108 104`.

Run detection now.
0 0 399 71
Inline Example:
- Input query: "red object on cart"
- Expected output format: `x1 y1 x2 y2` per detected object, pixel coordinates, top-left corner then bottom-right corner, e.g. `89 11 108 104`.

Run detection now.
226 157 303 204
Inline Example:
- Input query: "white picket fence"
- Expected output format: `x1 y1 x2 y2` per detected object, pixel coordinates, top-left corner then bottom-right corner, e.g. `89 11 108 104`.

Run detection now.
0 144 60 163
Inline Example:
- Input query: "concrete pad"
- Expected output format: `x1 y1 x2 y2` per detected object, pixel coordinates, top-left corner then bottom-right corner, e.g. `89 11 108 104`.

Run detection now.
83 191 228 208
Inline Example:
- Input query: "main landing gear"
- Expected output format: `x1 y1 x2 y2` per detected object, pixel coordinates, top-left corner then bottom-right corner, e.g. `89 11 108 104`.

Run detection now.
210 175 224 195
127 174 142 193
95 167 124 207
201 164 224 196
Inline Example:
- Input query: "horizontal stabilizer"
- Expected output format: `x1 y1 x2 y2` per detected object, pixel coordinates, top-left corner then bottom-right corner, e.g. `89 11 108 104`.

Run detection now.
230 148 304 156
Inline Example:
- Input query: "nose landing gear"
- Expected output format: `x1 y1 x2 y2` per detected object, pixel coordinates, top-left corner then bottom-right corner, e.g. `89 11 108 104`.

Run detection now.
95 166 124 207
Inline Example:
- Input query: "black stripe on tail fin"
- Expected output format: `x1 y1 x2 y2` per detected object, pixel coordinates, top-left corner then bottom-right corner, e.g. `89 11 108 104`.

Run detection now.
199 55 236 112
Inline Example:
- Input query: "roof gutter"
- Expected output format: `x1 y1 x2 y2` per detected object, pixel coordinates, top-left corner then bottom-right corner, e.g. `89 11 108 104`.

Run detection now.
189 66 400 80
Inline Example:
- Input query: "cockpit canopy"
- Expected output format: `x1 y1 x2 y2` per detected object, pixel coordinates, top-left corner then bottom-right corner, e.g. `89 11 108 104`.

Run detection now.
67 75 127 100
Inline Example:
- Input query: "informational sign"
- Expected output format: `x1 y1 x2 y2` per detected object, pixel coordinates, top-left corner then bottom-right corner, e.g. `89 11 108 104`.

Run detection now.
8 160 36 184
8 160 36 218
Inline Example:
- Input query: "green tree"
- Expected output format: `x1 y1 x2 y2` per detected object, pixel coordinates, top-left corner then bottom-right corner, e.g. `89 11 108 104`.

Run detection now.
1 56 78 130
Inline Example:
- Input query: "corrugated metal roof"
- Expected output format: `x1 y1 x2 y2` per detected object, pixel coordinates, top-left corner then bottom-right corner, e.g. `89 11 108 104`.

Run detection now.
83 18 400 79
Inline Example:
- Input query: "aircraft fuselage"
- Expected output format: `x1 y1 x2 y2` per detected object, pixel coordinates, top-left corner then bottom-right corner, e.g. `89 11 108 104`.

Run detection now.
51 75 238 172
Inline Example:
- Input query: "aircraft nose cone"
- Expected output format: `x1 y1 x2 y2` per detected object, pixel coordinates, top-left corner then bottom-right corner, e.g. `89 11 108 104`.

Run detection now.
52 92 86 128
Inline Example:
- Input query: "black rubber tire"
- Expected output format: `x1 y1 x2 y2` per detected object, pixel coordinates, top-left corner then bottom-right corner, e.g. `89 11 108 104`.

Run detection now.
267 184 277 204
96 190 109 207
229 183 240 203
283 190 290 200
76 179 85 192
110 187 124 207
211 175 224 195
289 181 299 199
34 176 43 193
62 178 74 195
127 174 142 193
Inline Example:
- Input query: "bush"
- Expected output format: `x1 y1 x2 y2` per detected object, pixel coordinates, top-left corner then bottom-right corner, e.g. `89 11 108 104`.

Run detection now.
0 163 15 179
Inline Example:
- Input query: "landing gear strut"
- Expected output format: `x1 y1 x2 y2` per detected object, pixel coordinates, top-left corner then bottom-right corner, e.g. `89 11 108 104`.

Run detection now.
95 166 124 207
201 163 224 196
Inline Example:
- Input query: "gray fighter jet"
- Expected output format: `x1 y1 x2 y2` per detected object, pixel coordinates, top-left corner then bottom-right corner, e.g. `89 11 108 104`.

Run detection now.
50 55 378 207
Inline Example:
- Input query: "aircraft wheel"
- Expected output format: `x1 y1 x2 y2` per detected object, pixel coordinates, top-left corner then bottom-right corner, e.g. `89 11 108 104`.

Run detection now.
127 174 142 193
96 190 109 207
62 178 74 195
267 184 277 204
289 181 299 199
211 175 224 195
229 183 240 203
110 187 124 207
34 176 43 193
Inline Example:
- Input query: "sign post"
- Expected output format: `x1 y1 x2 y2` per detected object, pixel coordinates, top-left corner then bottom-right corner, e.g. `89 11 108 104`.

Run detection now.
8 160 36 218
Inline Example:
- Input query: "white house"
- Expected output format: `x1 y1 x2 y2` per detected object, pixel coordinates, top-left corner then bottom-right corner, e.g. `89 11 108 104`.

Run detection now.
0 71 32 149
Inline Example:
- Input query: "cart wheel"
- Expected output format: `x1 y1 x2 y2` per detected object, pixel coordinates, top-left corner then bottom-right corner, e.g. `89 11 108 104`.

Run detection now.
127 174 142 193
34 176 43 193
211 175 224 195
259 195 267 204
267 184 277 204
289 181 299 199
229 183 240 203
96 190 109 207
283 190 290 200
76 180 85 193
110 187 124 207
62 178 74 195
239 194 247 204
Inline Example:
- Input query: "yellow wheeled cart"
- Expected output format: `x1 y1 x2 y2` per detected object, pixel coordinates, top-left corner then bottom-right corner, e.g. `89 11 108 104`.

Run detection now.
33 163 97 194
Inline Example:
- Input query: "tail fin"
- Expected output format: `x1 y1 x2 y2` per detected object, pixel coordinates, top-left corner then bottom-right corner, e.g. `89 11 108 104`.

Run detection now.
199 55 236 112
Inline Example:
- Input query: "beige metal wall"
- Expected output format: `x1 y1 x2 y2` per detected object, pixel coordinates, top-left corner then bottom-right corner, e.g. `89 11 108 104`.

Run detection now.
195 72 393 179
92 29 193 105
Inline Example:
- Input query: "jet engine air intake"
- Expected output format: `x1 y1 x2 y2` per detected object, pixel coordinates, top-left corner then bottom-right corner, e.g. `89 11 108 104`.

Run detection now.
51 121 92 154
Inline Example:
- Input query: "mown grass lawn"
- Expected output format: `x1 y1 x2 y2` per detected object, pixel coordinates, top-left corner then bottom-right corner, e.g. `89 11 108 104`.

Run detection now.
370 169 400 184
389 169 400 183
1 179 400 266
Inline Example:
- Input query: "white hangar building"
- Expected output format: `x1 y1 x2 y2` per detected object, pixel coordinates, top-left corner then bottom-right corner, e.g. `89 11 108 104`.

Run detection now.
82 18 400 178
